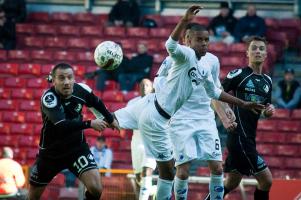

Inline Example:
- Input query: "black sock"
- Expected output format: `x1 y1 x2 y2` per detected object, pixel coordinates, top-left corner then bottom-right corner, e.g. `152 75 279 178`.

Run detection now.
254 188 269 200
203 186 231 200
85 191 100 200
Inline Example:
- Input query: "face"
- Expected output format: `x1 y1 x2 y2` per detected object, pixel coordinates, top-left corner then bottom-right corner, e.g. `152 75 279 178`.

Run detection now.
96 140 105 149
220 8 229 17
247 40 267 65
53 68 75 98
137 43 147 54
247 5 256 16
140 79 153 96
188 30 209 57
284 73 294 82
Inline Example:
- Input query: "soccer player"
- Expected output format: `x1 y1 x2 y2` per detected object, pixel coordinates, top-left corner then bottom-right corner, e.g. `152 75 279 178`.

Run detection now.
138 5 264 200
28 63 120 200
204 36 275 200
122 79 157 200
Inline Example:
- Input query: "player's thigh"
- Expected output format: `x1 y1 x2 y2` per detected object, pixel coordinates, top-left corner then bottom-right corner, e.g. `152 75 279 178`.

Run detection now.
131 134 145 174
196 119 222 161
28 185 47 200
79 168 102 192
169 119 197 166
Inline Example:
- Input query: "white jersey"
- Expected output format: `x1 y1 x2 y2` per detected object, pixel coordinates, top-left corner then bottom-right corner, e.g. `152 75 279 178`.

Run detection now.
156 37 222 116
173 52 221 119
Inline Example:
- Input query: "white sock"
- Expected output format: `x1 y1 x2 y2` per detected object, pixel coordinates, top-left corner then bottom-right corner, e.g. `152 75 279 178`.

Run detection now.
156 178 173 200
174 176 188 200
139 176 152 200
209 173 224 200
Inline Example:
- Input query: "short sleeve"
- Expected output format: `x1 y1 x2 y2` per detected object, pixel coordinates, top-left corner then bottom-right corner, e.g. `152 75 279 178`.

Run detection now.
41 91 65 124
222 68 243 92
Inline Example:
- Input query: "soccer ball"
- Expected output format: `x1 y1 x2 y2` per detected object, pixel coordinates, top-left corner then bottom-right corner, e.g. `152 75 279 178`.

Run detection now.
94 41 123 70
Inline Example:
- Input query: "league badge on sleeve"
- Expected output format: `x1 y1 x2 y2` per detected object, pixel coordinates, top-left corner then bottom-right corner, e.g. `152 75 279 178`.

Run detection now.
42 92 57 108
227 69 242 79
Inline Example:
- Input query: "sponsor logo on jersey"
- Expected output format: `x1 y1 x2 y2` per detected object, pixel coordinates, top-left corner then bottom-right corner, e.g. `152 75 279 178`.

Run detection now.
214 186 224 192
75 104 82 112
245 79 256 92
42 92 57 108
263 84 269 93
226 69 242 79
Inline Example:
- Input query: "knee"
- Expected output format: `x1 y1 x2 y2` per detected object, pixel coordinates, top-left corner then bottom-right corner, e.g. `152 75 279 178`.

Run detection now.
209 163 223 175
258 178 273 190
86 184 102 198
158 161 175 180
176 166 190 180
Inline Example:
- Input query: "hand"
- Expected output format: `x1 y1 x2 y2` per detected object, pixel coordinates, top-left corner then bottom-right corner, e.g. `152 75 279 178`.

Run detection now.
242 101 265 114
108 119 121 131
225 107 236 122
91 119 108 131
263 103 275 118
221 118 237 132
183 5 203 21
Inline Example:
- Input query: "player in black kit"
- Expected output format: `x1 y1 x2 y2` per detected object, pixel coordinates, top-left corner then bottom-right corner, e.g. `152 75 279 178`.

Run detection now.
28 63 120 200
204 36 275 200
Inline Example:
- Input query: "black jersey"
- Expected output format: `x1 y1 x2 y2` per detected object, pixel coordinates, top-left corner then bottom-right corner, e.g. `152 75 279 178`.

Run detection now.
39 83 113 159
222 67 272 139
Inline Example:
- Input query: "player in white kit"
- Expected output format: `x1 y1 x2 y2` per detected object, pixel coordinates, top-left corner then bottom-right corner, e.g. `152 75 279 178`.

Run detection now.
128 79 157 200
138 5 265 200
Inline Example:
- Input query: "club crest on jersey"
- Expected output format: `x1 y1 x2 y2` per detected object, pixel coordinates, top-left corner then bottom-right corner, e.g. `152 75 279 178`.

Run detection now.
188 67 202 86
42 92 57 108
227 69 242 79
263 84 269 93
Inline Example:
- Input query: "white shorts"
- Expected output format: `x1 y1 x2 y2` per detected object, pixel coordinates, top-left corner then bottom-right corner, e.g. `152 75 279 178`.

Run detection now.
114 94 155 130
138 102 173 162
169 118 222 166
131 130 157 174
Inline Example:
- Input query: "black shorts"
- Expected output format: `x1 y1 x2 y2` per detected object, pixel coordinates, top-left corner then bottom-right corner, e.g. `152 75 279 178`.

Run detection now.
224 135 267 176
29 144 98 186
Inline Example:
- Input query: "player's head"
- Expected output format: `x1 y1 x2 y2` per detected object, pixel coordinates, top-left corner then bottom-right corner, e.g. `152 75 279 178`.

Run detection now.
96 136 107 149
51 63 75 98
284 68 295 82
137 42 148 54
139 78 153 97
186 23 209 58
183 22 200 45
246 36 267 66
2 147 13 159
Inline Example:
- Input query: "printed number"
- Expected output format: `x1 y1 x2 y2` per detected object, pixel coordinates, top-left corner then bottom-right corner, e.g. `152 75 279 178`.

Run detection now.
73 155 89 173
215 139 220 151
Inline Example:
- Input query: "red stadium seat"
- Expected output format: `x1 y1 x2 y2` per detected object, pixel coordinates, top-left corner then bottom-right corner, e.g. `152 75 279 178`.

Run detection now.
113 151 131 163
4 77 26 88
27 78 48 88
56 25 80 37
123 91 139 102
18 64 41 76
119 38 137 52
265 18 278 31
26 112 42 123
0 88 10 99
291 109 301 120
257 119 277 131
142 14 163 27
0 135 11 146
149 28 171 38
73 13 96 25
51 12 72 24
256 131 286 144
30 50 53 63
153 53 166 64
44 37 67 50
109 102 126 112
103 27 126 38
285 158 301 169
81 26 103 37
102 129 121 138
27 148 38 159
16 24 34 36
272 169 296 179
35 24 57 36
271 109 291 119
277 121 300 132
34 124 42 135
11 88 35 100
11 123 34 135
126 27 149 38
256 144 276 156
53 51 76 63
18 135 37 147
51 174 66 187
8 50 31 62
139 39 162 53
19 100 40 111
192 16 210 26
58 187 78 199
72 65 86 77
275 145 299 156
97 14 109 25
102 90 124 102
23 37 44 49
286 133 301 144
90 38 105 49
265 156 285 168
33 88 46 99
229 43 246 55
0 123 10 135
41 64 55 76
106 138 120 151
196 167 210 176
0 63 18 76
104 80 119 90
66 38 90 51
2 111 25 123
27 12 50 23
162 15 182 27
76 51 94 65
119 140 131 151
221 56 245 69
0 50 7 61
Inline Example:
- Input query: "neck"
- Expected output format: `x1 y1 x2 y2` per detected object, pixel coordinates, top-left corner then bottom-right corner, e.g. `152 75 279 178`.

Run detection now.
249 62 263 74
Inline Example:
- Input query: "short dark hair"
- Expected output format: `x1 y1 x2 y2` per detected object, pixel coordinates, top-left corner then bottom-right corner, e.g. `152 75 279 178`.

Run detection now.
51 63 73 77
188 23 207 32
246 36 268 47
97 136 106 142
